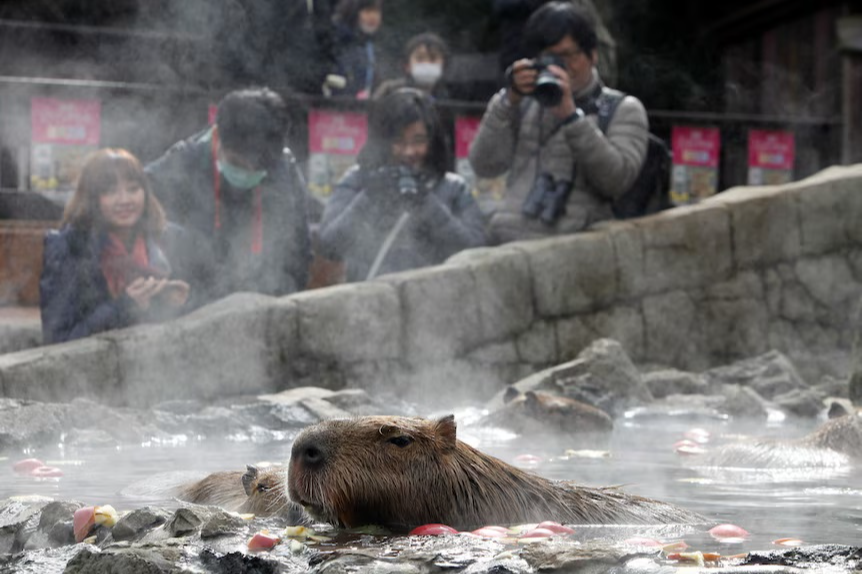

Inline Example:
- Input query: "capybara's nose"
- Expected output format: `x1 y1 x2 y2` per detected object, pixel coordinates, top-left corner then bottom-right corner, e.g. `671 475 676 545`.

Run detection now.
291 435 327 469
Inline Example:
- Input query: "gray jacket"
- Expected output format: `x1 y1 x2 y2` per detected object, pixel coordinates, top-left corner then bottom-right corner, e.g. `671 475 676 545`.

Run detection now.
469 69 648 244
318 165 487 282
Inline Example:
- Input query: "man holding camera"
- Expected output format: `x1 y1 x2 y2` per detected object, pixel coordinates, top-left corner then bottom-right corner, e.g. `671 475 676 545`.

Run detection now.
470 1 649 244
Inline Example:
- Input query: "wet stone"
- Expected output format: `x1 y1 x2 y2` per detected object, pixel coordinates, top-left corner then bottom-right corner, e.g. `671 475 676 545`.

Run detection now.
200 509 248 539
113 507 172 541
165 507 207 538
772 387 826 417
643 369 708 399
199 548 281 574
64 545 184 574
719 384 769 419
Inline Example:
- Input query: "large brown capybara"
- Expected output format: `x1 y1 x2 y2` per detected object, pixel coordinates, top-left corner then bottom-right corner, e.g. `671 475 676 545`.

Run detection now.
694 411 862 469
287 414 704 532
175 465 304 520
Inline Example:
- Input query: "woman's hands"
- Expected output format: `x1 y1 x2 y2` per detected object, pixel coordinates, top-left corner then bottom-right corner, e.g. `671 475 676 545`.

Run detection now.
125 277 190 310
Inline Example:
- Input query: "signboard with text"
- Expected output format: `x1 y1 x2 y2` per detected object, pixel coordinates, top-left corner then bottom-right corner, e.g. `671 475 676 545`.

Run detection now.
454 115 505 209
30 97 101 196
748 130 795 186
306 109 368 199
670 126 721 204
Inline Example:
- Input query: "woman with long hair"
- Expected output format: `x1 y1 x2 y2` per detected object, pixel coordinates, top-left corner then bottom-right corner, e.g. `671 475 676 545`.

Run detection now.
40 148 212 344
318 88 486 282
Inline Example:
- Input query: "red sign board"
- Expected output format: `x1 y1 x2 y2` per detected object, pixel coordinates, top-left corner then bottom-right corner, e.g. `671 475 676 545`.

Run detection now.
308 110 367 155
672 127 721 168
748 130 794 170
31 98 101 146
455 116 481 160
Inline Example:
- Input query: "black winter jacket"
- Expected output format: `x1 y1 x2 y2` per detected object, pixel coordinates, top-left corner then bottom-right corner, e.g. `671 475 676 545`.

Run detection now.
39 223 213 345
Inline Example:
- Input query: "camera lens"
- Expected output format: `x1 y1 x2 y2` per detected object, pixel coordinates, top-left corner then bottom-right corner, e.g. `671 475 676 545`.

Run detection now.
533 54 565 107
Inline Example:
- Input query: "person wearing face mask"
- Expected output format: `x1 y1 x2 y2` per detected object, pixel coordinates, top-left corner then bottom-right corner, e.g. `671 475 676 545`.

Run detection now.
145 88 311 299
373 32 450 101
470 1 647 244
317 89 486 283
329 0 387 99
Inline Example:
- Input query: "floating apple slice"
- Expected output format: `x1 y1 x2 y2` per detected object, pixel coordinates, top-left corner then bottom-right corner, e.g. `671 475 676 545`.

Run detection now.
471 526 510 538
408 523 458 536
73 506 96 543
32 466 64 478
94 505 118 527
709 524 749 540
12 459 45 474
773 537 803 547
535 521 575 534
248 531 281 551
518 527 556 539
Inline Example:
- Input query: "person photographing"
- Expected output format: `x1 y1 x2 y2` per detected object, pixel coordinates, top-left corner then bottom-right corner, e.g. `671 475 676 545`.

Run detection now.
318 88 485 282
469 1 649 244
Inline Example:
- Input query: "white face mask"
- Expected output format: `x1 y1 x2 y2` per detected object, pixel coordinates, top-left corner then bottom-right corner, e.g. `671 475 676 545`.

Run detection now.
410 62 443 87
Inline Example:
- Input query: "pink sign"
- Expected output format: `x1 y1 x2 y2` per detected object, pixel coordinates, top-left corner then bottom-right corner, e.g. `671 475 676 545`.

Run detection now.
748 130 794 170
308 110 368 155
672 126 721 167
31 98 101 146
455 116 481 159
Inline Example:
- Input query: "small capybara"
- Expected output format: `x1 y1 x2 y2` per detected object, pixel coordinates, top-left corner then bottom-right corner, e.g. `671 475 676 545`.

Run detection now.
176 465 302 519
287 414 704 532
695 412 862 468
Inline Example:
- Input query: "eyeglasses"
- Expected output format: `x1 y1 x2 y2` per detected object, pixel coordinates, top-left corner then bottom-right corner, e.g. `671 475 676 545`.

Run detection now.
543 47 584 62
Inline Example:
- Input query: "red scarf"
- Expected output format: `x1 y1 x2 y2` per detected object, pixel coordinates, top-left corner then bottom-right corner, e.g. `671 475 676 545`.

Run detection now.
100 232 166 298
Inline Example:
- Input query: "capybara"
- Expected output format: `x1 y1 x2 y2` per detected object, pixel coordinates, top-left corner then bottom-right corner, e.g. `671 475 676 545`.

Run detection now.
287 414 704 532
694 412 862 468
176 465 304 520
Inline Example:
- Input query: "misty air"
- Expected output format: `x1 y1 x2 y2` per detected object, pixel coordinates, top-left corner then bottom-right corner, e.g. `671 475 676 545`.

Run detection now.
0 1 861 572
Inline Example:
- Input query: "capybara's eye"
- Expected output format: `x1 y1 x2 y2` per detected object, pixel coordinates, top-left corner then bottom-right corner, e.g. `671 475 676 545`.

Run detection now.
388 435 413 448
257 482 270 493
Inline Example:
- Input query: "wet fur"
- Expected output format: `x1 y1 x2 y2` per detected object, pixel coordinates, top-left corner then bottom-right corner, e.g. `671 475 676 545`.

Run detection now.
176 465 295 517
288 415 703 532
696 412 862 469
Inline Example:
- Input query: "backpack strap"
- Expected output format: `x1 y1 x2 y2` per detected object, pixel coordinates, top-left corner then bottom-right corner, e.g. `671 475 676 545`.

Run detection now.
595 87 625 135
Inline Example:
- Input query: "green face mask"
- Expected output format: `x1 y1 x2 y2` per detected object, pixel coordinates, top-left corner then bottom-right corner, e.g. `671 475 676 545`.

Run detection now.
217 160 268 190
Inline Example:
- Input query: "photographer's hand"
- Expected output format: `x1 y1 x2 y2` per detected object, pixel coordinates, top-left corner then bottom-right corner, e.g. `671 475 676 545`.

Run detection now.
506 59 538 105
546 64 577 119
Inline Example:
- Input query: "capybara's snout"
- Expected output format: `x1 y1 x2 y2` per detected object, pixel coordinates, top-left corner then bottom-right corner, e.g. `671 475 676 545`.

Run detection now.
290 431 329 471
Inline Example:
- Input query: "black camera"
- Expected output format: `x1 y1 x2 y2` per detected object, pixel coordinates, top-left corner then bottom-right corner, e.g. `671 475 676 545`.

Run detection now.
522 172 573 225
532 54 565 107
367 165 421 197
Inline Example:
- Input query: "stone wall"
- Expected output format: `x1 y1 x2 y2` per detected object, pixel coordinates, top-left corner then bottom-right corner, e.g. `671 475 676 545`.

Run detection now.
2 164 862 408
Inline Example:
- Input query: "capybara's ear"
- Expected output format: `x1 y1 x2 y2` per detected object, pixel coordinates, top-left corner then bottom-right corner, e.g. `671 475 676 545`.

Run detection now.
435 414 457 450
242 465 259 496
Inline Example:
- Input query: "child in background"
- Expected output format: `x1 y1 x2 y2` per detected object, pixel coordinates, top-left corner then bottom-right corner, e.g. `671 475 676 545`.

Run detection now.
373 32 450 101
40 149 211 344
